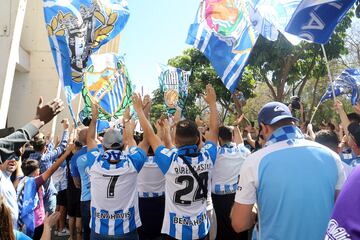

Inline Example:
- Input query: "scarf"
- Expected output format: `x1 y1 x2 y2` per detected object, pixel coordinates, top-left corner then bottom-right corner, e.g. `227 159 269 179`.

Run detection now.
265 125 304 147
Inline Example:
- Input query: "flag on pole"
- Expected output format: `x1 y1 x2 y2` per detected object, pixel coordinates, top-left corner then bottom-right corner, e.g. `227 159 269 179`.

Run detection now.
187 0 260 93
43 0 130 108
82 53 133 121
158 64 191 112
321 69 360 105
285 0 356 43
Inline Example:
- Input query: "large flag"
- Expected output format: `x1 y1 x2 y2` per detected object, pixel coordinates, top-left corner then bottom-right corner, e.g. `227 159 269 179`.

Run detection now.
158 64 191 112
186 0 297 93
81 53 133 122
187 0 260 93
43 0 130 106
321 69 360 105
285 0 356 43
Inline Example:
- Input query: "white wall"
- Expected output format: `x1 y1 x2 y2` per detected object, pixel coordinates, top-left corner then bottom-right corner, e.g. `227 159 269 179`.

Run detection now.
6 0 82 137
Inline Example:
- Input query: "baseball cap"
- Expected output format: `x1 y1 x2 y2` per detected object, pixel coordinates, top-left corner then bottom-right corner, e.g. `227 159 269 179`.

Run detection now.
258 102 298 126
102 129 123 149
348 122 360 147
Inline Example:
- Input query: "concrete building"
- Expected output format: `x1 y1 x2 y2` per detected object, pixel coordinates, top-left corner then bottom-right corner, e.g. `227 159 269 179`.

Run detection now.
0 0 119 136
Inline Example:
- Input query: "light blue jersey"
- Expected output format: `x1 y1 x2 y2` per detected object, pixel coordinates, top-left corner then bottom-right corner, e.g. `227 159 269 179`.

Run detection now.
71 145 102 201
235 130 345 240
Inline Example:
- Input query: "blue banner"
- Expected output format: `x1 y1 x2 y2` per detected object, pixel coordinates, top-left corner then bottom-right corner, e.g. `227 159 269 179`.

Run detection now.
187 1 259 93
43 0 129 105
285 0 355 43
321 69 360 105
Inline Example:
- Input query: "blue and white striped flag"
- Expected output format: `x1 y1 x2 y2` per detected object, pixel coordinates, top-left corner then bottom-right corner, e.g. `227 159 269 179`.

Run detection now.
285 0 356 43
187 0 259 93
43 0 129 109
321 69 360 105
83 53 129 116
158 64 191 110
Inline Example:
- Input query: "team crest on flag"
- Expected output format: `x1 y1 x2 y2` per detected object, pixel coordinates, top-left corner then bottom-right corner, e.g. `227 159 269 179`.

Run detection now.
43 0 130 106
82 54 133 121
158 64 191 112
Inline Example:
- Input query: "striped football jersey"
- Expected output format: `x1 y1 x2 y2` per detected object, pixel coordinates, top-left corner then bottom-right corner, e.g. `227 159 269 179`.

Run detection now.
212 143 250 194
137 156 165 198
87 147 146 236
154 142 217 239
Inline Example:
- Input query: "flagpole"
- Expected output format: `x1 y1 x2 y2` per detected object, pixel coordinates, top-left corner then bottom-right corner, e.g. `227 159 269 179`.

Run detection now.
51 79 62 138
321 44 336 101
76 94 83 122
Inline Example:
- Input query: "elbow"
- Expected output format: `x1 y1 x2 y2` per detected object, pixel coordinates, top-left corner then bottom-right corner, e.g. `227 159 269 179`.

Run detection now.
231 219 248 233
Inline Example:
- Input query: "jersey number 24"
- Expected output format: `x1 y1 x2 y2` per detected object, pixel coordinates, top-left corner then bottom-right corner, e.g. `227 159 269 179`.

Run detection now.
173 172 208 206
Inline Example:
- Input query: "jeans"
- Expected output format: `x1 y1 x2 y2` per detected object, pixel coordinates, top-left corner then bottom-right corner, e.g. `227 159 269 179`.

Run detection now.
44 194 56 214
90 230 139 240
81 200 91 240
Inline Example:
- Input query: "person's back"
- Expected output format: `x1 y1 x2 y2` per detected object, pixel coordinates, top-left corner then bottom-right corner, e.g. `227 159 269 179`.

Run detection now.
231 102 345 240
155 142 216 239
88 147 146 237
245 138 341 239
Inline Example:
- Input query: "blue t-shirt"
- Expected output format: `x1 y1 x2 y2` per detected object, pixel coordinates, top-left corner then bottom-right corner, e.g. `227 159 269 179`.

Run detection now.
71 145 103 201
235 139 345 240
14 230 32 240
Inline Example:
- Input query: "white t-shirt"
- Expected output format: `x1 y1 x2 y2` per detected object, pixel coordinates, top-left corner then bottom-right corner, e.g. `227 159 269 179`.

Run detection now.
137 156 165 198
211 143 250 194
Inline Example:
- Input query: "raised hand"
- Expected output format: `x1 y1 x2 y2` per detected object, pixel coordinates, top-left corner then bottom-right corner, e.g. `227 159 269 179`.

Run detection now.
91 101 99 120
203 84 216 105
61 118 70 130
132 93 143 113
123 107 131 123
35 97 64 124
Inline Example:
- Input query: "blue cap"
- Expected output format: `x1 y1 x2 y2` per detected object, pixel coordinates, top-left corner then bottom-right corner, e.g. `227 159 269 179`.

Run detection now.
258 102 298 126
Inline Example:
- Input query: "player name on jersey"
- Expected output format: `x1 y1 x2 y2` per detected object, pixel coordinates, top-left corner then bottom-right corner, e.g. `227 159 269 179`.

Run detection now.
174 163 212 175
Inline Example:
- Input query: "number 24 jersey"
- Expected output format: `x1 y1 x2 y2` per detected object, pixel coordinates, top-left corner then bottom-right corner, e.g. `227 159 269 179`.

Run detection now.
154 142 217 240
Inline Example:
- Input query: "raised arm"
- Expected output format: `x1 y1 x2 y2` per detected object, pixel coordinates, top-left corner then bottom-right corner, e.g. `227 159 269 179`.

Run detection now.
87 102 98 151
233 126 244 145
123 107 137 148
334 100 351 135
132 94 162 151
203 84 218 143
0 97 64 163
42 144 74 182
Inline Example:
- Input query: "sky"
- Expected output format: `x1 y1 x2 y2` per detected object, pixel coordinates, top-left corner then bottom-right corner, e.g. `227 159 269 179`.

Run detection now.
119 0 199 95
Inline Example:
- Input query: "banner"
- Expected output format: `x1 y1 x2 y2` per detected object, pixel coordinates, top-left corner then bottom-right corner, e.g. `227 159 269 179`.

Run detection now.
158 64 191 113
81 53 133 122
285 0 356 43
321 69 360 105
43 0 130 106
186 0 278 93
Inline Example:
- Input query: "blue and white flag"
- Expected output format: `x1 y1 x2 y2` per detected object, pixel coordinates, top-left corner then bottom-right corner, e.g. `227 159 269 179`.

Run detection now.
187 0 260 93
285 0 356 43
43 0 129 106
321 69 360 105
17 177 39 237
83 53 130 117
158 64 191 110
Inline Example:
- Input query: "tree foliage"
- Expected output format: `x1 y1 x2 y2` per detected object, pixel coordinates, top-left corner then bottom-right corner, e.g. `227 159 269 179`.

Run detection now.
151 48 256 121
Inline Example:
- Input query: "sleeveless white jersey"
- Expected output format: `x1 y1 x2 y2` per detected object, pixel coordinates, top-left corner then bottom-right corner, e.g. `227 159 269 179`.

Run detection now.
137 156 165 198
154 142 217 239
211 143 250 194
87 147 146 236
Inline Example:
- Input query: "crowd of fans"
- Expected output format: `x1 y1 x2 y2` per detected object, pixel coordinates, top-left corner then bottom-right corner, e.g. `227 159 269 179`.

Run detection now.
1 85 360 240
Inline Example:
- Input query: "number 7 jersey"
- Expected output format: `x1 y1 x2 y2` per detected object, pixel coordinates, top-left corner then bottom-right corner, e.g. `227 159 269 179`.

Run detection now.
154 142 217 239
87 147 147 236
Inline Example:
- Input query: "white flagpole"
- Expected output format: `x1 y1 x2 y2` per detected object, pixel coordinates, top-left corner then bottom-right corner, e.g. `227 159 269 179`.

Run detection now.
321 44 336 100
309 45 336 125
51 79 62 138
